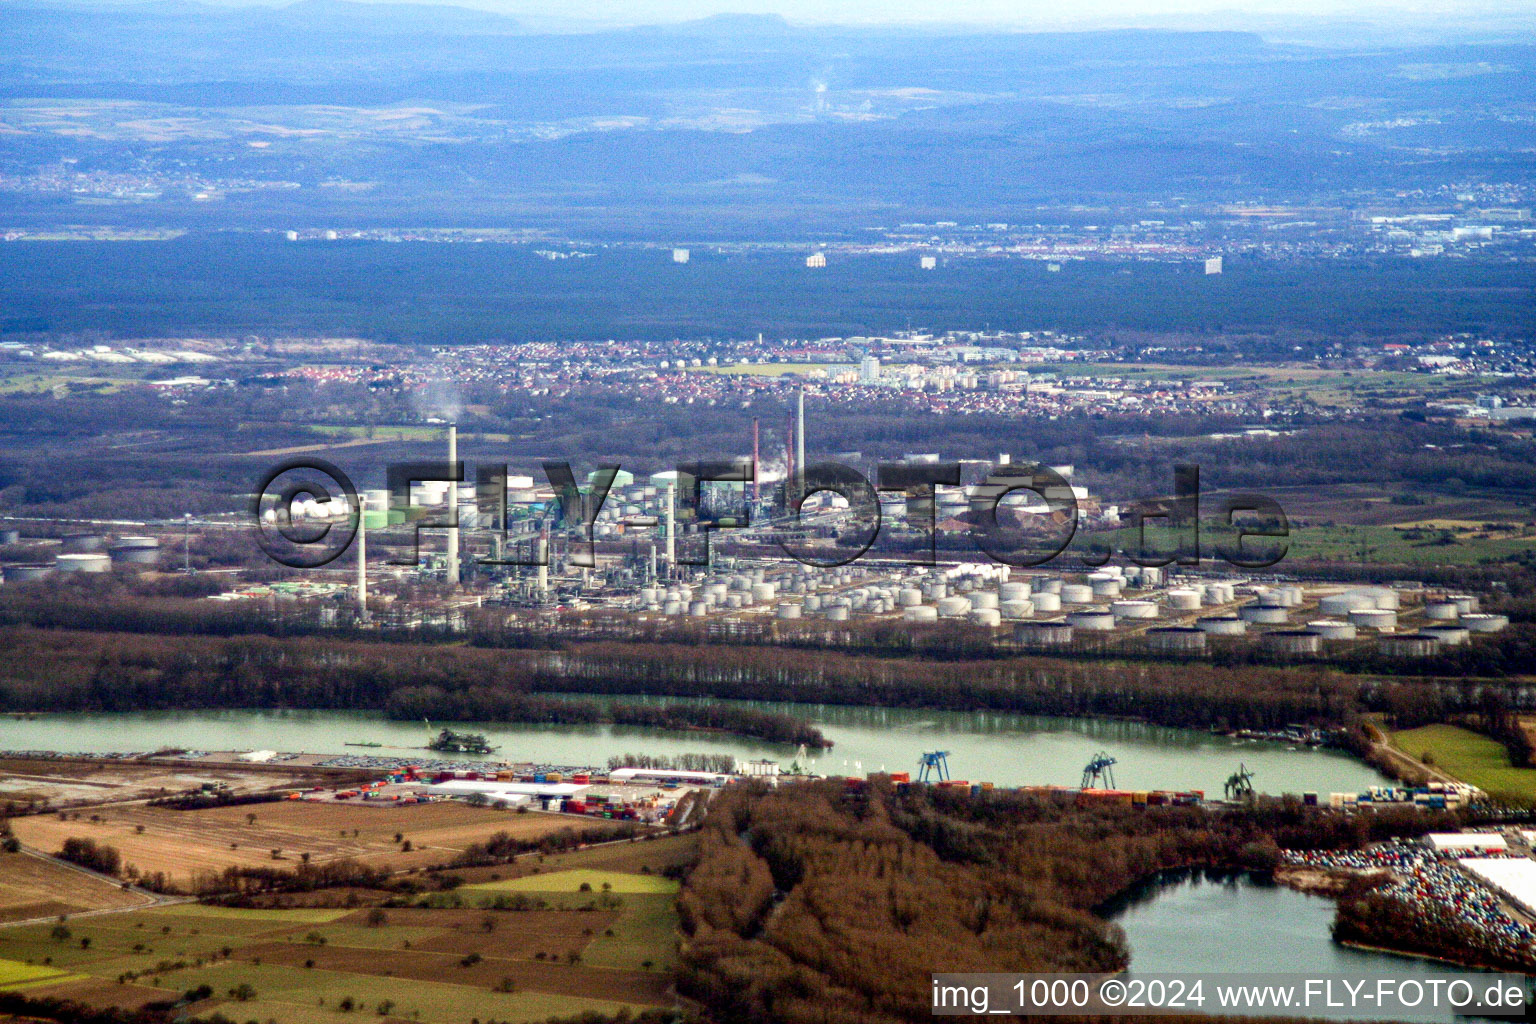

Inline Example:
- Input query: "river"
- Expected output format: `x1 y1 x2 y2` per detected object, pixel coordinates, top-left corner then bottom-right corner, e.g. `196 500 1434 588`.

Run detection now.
1106 870 1517 1022
0 699 1388 796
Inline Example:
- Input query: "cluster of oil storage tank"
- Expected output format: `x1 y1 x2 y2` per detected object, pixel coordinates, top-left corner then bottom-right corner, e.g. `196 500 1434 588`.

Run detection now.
1419 592 1506 642
627 564 1497 661
1 531 162 582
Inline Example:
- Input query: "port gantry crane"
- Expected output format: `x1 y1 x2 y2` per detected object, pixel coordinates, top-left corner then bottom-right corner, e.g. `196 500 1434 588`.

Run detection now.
1224 763 1256 802
1081 752 1118 790
917 751 951 783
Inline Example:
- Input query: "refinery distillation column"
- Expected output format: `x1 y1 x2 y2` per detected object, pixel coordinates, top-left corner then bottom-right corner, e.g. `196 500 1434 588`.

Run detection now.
355 493 368 618
665 481 676 571
447 423 460 584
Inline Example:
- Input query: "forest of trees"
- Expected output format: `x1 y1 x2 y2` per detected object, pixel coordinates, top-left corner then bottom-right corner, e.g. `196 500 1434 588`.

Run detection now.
676 780 1460 1024
6 624 1533 770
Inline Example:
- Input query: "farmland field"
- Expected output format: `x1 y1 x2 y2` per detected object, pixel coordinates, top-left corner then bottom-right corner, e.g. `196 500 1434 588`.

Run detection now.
9 800 590 887
0 836 691 1022
1389 724 1536 807
0 852 151 922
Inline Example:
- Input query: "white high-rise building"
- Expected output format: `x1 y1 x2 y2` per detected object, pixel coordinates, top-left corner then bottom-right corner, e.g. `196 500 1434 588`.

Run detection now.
805 252 827 268
859 356 880 383
672 248 690 264
1204 256 1224 275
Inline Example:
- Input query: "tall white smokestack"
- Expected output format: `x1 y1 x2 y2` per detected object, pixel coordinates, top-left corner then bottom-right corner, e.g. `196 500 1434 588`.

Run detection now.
665 482 676 570
447 423 459 585
356 494 368 618
536 526 549 594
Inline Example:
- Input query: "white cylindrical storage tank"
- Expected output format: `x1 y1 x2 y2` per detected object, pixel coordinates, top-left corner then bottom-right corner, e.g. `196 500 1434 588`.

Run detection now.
1091 578 1123 598
1278 586 1304 607
937 596 972 618
641 587 661 604
1307 620 1357 640
825 605 850 621
688 601 709 617
1037 578 1063 595
1031 592 1061 612
1139 566 1163 587
1067 609 1116 631
1060 584 1094 604
1111 600 1158 620
1362 587 1400 610
1348 608 1397 630
898 589 923 608
804 595 822 612
999 600 1034 620
925 582 948 601
2 563 53 583
1147 626 1206 654
1319 592 1375 616
971 592 998 610
1257 590 1286 608
1166 589 1202 611
1239 604 1288 624
56 552 110 573
969 608 1001 627
1377 634 1439 658
1016 621 1073 646
704 582 728 599
750 583 776 602
1418 625 1468 646
1202 583 1232 605
1263 630 1321 656
1450 594 1479 614
1423 601 1459 621
904 605 938 623
1460 613 1507 633
776 602 801 619
1197 615 1247 635
725 594 743 609
60 532 105 554
1000 581 1031 601
663 600 683 615
109 536 160 565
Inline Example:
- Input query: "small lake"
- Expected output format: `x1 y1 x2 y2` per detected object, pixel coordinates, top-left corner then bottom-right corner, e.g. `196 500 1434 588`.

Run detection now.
1107 871 1516 1021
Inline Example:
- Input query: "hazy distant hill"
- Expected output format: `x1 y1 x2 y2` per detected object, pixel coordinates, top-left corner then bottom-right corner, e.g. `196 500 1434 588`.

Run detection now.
1 1 1533 229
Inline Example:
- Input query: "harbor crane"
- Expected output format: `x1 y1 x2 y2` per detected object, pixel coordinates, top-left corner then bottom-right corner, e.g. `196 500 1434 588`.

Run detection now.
1224 763 1256 802
917 751 951 783
1081 752 1117 790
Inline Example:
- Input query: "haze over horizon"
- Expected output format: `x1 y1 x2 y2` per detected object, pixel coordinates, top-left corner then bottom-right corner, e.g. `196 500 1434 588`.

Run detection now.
31 0 1536 39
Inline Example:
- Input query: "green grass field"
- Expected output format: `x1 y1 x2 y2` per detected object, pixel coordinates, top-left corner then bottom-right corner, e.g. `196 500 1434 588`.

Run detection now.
1286 523 1536 568
0 957 81 991
0 841 688 1022
1390 724 1536 807
468 868 680 895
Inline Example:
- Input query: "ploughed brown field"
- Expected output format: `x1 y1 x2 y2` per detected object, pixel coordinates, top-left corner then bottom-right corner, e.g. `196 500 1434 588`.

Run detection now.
0 853 150 922
10 801 580 887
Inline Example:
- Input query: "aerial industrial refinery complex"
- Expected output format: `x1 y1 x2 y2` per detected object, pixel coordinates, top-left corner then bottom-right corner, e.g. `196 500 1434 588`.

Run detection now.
0 415 1511 663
